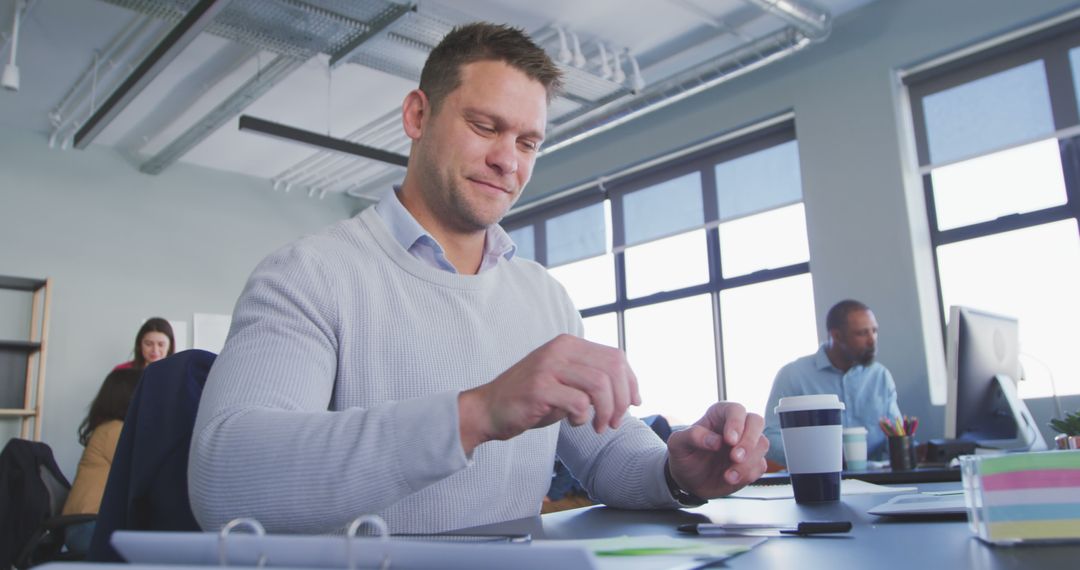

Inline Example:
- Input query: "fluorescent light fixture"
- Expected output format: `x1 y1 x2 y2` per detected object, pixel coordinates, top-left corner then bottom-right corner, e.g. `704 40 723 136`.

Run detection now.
74 0 229 149
238 115 409 167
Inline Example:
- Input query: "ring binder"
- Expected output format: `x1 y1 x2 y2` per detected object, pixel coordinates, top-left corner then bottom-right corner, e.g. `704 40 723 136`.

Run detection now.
219 518 268 568
345 515 390 570
110 517 597 569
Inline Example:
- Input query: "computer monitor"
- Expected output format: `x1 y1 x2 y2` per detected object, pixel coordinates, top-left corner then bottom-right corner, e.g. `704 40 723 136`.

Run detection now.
944 306 1047 451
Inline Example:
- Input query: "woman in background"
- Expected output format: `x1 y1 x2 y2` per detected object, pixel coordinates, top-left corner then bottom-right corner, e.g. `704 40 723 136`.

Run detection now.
62 367 141 553
113 317 174 371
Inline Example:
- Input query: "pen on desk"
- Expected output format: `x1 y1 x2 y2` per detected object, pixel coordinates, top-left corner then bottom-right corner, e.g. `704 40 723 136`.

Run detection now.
677 521 853 535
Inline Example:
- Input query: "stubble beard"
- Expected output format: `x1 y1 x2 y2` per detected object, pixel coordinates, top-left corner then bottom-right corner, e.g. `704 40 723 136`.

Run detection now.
445 176 508 232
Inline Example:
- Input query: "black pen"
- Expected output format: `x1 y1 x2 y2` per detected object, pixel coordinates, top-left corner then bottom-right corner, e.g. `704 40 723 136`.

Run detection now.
677 521 853 535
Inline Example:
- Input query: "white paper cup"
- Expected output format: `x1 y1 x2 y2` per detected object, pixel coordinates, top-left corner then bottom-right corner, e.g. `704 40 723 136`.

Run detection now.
775 394 846 503
843 426 868 471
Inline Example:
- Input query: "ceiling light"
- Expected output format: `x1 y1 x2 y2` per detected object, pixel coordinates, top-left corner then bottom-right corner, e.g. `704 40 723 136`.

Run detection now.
2 0 25 92
238 115 409 167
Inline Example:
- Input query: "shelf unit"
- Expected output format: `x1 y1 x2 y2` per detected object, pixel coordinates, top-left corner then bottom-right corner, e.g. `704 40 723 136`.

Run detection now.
0 275 52 440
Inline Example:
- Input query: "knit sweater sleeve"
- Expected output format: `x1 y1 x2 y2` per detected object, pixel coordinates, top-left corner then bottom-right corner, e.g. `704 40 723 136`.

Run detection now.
188 241 469 533
551 303 680 510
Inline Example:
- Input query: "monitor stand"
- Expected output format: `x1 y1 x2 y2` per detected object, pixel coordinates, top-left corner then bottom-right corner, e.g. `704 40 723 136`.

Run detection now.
972 374 1048 452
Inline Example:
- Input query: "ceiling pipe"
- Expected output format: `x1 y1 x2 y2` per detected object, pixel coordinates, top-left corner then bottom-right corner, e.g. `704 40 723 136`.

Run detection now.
555 26 572 65
49 15 163 148
540 26 813 156
742 0 831 40
595 41 611 79
627 51 645 92
569 31 585 68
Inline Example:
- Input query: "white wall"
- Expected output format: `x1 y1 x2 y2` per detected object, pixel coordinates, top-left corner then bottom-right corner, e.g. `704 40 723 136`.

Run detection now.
528 0 1080 443
0 127 358 476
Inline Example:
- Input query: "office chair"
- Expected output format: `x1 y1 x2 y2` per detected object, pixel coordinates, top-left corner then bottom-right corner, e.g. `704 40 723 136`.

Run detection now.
87 349 216 562
0 438 96 570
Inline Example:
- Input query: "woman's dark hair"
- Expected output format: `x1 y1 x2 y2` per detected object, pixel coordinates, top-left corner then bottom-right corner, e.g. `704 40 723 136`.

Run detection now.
78 368 141 446
132 317 175 369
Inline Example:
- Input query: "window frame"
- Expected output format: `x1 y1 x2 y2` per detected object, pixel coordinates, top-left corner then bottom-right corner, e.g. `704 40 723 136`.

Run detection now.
905 18 1080 336
503 121 812 401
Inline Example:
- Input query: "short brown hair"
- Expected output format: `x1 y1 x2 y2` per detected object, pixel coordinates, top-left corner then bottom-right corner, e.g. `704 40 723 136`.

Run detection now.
419 22 563 113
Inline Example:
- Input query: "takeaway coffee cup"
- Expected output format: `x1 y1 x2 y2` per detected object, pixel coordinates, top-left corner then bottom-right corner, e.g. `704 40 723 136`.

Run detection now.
843 426 868 471
775 394 846 503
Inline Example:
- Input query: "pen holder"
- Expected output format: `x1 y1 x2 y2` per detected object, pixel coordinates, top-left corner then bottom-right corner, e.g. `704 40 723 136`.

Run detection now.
888 435 915 471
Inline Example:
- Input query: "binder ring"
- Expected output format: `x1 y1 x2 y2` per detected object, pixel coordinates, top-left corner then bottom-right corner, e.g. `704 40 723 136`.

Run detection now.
345 515 390 570
219 517 268 568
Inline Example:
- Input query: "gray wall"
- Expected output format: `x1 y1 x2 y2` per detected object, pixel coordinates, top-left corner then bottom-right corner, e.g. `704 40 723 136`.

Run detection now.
528 0 1080 444
0 127 357 476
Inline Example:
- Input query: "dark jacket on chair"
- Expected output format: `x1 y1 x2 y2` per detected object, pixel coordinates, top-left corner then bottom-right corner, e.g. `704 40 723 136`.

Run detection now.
88 349 215 562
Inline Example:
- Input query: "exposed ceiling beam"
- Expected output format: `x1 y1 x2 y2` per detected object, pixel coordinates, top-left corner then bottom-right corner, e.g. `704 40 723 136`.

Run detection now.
238 115 409 167
140 54 305 175
73 0 229 149
329 2 416 69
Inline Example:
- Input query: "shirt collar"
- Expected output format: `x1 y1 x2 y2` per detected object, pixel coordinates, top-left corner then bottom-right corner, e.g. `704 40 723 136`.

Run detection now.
816 343 868 374
373 186 517 268
815 344 837 371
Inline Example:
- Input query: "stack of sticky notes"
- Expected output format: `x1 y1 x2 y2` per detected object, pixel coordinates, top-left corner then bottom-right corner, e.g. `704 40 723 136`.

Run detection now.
961 449 1080 544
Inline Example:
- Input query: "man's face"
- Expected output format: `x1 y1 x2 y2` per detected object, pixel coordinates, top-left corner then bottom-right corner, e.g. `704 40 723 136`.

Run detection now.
833 309 879 366
410 59 547 233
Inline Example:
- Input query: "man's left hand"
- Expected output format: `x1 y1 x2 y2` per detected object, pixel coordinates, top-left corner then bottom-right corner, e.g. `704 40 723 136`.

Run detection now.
666 402 769 499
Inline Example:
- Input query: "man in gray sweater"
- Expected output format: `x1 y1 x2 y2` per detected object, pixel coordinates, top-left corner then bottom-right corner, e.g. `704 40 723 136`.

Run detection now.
189 22 769 534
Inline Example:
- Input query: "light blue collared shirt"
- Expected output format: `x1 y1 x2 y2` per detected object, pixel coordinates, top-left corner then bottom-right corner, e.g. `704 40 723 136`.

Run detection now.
373 186 516 274
763 344 902 463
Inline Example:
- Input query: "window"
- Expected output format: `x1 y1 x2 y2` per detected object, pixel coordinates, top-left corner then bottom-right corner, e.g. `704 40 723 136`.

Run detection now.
907 21 1080 398
503 121 817 420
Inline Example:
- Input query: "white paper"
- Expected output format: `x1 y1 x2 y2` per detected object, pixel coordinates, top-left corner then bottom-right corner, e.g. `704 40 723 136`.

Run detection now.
726 479 917 500
537 535 765 570
193 313 231 354
168 320 189 352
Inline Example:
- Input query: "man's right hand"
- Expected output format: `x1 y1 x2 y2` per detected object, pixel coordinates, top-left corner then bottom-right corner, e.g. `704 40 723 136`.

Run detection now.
457 334 641 455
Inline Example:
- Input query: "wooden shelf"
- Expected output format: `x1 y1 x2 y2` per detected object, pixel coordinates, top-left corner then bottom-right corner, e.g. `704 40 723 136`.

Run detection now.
0 340 42 352
0 274 51 440
0 275 47 291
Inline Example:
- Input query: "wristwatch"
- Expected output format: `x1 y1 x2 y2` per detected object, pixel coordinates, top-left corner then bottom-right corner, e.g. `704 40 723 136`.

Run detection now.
664 459 707 506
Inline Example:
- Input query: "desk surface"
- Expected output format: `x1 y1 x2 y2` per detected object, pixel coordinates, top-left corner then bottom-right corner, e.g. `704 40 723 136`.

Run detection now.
469 482 1079 569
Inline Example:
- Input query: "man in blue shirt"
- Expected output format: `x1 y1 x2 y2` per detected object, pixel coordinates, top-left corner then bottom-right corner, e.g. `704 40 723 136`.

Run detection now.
764 300 902 464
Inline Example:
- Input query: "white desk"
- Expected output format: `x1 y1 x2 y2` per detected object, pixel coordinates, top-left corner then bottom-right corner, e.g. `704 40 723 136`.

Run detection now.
468 482 1080 568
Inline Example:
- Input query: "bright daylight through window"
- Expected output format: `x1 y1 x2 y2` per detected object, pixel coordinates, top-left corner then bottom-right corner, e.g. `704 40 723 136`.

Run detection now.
908 27 1080 399
503 123 816 423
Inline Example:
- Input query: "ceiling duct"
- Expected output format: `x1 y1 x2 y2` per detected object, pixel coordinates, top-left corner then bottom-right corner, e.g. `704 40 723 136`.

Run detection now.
742 0 831 40
73 0 835 197
74 0 229 149
540 25 815 156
